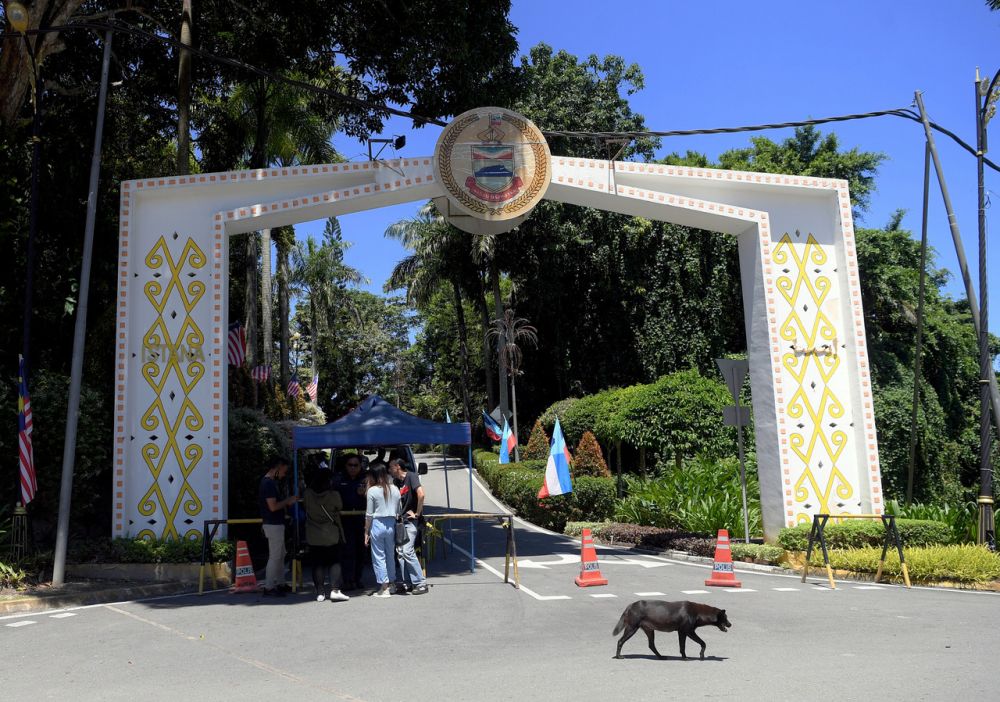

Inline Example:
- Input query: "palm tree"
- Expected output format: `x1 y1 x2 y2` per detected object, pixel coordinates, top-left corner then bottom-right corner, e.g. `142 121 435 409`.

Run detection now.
385 203 475 423
292 218 364 394
487 309 538 462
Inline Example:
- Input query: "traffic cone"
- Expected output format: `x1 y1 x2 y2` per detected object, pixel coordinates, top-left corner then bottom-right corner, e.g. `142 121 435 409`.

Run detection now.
231 540 258 593
574 528 608 587
705 529 742 588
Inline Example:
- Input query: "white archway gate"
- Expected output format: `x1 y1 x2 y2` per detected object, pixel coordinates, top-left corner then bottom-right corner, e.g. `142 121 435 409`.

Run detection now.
114 109 882 542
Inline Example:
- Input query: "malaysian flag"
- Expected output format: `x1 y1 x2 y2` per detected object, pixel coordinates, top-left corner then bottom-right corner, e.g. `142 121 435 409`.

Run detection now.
304 374 318 402
18 355 37 505
287 375 301 397
227 321 247 366
251 365 270 382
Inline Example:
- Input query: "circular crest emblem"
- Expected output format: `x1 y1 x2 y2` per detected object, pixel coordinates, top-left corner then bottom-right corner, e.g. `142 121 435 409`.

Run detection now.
433 107 550 223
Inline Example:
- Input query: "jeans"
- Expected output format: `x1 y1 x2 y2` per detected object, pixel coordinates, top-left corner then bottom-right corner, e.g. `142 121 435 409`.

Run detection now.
395 520 425 587
369 517 397 585
262 523 286 589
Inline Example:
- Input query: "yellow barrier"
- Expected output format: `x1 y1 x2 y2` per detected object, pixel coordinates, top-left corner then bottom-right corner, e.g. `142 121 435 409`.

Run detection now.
800 513 911 589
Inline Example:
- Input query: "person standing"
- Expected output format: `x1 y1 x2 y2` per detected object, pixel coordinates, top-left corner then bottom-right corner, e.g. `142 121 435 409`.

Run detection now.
334 454 368 590
364 462 400 598
304 469 349 602
259 456 297 596
389 458 429 595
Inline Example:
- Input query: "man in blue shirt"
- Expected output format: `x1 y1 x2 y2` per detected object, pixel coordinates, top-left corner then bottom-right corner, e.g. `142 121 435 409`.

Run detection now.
259 456 298 596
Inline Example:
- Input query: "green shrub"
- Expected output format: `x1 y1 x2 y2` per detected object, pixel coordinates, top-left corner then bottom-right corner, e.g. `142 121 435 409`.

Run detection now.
71 537 235 564
730 543 784 565
885 499 977 544
571 477 616 522
574 431 610 477
0 561 28 588
778 518 953 551
614 455 761 539
818 545 1000 584
523 419 550 461
591 523 715 555
564 521 605 537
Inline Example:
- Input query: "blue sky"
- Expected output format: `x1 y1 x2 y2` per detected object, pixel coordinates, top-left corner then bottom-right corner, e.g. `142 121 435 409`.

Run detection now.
295 0 1000 343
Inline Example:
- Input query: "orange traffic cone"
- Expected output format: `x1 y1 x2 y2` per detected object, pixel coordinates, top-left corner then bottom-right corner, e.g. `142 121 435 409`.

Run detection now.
575 528 608 587
705 529 742 587
231 540 258 593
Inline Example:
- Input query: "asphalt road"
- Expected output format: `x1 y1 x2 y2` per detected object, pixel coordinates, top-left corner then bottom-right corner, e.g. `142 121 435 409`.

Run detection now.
4 454 998 701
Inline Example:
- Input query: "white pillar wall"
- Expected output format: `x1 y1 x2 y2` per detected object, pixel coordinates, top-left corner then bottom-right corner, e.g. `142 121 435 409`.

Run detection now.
115 157 881 542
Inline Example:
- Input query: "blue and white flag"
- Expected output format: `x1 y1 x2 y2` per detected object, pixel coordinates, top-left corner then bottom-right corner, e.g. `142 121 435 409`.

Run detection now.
538 417 572 498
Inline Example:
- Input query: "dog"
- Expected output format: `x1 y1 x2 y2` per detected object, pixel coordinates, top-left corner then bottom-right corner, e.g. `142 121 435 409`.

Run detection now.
612 600 731 660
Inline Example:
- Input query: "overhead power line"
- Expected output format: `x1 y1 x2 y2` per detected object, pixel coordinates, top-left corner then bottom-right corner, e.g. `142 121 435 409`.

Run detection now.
2 19 997 173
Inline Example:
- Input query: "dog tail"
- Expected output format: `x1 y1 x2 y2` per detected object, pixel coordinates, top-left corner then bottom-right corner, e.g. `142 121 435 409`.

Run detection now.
612 608 628 636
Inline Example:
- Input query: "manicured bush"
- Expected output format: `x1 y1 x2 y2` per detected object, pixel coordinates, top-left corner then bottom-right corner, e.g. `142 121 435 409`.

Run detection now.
885 499 977 544
563 521 606 537
70 537 235 564
570 477 616 522
778 518 953 551
590 523 715 555
816 545 1000 584
730 543 784 565
574 431 610 478
523 419 550 461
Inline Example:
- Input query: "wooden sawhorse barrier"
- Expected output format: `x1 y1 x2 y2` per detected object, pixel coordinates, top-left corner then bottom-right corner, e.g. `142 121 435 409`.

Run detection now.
801 513 911 589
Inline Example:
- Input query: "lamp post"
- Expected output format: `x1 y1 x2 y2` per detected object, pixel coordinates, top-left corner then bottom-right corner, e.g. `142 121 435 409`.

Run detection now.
975 68 999 549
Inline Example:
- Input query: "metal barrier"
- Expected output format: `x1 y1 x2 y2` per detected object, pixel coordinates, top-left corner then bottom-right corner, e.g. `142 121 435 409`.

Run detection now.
200 509 521 594
801 513 911 589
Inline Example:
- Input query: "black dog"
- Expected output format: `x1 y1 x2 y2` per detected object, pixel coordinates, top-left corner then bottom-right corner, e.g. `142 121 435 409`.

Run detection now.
612 600 731 660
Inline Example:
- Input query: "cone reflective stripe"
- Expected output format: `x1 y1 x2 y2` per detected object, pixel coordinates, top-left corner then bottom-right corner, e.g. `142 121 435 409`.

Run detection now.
705 529 741 587
575 528 608 587
231 540 258 593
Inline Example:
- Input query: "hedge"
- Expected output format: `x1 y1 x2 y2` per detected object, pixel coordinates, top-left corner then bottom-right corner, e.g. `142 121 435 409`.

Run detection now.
473 449 615 531
814 545 1000 584
778 518 952 551
71 537 235 564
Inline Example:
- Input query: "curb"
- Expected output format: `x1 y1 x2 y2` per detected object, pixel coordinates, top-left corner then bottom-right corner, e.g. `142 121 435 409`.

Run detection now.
0 581 198 616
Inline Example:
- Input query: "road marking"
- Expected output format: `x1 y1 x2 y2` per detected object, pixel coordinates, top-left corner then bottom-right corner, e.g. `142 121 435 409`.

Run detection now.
49 612 77 618
6 621 36 628
443 537 571 600
590 593 617 598
635 592 666 596
723 588 756 593
518 553 668 569
853 586 885 590
682 590 709 594
773 587 799 592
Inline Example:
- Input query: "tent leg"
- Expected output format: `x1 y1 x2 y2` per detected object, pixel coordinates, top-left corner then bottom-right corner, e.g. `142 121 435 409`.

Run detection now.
468 444 475 573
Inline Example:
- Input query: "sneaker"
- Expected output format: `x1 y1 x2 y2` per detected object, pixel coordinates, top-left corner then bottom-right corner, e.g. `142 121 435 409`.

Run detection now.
373 586 391 599
316 594 327 602
411 584 429 595
393 584 409 595
328 590 350 602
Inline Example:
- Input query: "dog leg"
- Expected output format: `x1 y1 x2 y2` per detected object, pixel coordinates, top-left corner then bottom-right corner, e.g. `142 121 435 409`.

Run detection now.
614 624 640 659
688 631 707 660
677 631 687 659
641 625 663 659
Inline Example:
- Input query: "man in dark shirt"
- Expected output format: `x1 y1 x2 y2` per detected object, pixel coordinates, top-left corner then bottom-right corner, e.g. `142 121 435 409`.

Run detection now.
333 453 368 591
259 456 298 596
389 458 428 595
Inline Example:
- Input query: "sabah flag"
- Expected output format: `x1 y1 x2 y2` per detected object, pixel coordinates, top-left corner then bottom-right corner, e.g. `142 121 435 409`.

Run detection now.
538 418 573 499
498 417 517 464
483 410 503 442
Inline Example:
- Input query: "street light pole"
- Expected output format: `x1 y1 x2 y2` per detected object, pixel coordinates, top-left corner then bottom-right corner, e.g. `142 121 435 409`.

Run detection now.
975 69 999 549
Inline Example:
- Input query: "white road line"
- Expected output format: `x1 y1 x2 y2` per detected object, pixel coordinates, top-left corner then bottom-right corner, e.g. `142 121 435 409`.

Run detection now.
49 612 77 618
723 588 756 593
682 590 709 594
6 620 36 628
590 593 617 598
853 586 885 590
443 536 571 601
634 591 666 596
773 587 800 592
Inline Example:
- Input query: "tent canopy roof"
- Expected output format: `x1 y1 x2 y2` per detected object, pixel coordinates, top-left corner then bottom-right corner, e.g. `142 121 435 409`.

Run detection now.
292 395 471 449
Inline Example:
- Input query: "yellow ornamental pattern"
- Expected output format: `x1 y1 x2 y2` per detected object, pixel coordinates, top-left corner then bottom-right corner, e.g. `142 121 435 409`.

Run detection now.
138 234 206 540
773 232 854 524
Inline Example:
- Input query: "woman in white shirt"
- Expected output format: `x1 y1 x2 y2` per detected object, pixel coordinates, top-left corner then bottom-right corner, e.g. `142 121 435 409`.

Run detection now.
364 462 401 598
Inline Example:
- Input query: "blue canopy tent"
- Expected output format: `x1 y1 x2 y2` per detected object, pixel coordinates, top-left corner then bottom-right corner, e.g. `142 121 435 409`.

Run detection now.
291 395 476 570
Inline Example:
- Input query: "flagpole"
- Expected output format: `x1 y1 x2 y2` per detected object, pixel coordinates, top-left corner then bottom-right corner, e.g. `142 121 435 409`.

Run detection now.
468 444 475 572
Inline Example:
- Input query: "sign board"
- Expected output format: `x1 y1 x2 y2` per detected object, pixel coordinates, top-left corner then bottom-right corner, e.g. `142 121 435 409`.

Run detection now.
723 406 752 426
715 358 749 404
